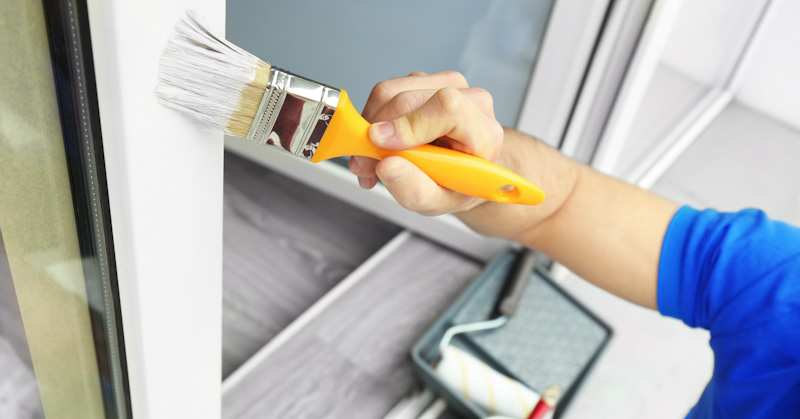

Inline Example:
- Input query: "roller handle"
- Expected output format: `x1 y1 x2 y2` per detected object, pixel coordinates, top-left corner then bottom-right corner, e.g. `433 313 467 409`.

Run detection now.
528 386 560 419
494 248 539 318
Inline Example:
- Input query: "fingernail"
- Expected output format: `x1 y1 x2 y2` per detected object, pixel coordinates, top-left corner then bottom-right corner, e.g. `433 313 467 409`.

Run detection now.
370 121 397 147
358 176 372 189
378 161 406 185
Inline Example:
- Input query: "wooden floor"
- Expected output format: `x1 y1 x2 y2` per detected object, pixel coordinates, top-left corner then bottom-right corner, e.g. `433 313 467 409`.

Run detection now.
222 152 403 377
222 233 480 418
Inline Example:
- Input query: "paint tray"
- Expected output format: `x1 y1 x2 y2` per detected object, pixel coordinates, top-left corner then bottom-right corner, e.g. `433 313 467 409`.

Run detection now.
411 248 612 418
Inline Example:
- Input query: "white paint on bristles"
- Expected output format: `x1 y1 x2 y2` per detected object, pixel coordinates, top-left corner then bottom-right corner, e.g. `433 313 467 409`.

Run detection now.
155 11 262 134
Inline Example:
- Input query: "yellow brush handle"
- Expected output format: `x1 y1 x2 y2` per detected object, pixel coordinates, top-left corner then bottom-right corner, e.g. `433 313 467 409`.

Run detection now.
311 90 545 205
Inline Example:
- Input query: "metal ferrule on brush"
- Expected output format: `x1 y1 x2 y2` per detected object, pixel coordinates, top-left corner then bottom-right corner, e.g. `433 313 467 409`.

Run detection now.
245 67 341 160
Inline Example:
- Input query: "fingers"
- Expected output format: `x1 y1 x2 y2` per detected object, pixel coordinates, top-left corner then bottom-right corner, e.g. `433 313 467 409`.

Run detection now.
368 87 495 124
375 156 476 216
369 87 503 161
353 86 494 190
362 71 468 122
348 156 378 189
354 71 503 213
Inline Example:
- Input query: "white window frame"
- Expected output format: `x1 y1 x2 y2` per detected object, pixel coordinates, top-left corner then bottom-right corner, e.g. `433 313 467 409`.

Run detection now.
592 0 780 188
87 1 225 418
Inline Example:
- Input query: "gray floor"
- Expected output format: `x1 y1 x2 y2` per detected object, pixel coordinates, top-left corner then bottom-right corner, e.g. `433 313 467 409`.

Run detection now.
222 152 402 377
222 234 480 418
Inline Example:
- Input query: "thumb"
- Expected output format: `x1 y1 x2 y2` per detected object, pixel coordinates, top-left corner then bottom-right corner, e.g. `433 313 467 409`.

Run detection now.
367 87 500 161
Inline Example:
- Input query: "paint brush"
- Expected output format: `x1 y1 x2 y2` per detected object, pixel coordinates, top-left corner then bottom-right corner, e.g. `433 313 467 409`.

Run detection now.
155 12 545 205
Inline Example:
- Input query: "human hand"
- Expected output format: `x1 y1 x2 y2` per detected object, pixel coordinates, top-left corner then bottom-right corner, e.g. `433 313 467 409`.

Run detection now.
352 72 678 311
349 71 504 216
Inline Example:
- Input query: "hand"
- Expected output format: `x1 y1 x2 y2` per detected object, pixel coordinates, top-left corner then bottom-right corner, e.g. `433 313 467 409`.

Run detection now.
351 72 677 310
349 71 504 216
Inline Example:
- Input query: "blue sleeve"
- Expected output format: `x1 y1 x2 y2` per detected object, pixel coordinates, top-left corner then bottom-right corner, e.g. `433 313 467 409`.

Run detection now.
658 206 800 418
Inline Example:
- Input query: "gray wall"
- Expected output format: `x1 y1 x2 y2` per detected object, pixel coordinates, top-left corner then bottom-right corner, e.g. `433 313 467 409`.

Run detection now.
226 0 555 127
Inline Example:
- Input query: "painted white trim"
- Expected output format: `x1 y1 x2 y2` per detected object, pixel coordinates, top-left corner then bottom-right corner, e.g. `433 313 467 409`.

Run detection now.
515 0 611 146
592 0 686 175
725 0 782 93
560 0 655 163
222 230 413 393
224 137 508 261
87 2 224 418
595 0 776 189
633 89 732 188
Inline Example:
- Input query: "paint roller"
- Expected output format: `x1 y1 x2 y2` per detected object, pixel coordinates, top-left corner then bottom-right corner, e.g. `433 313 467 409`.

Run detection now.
431 249 560 419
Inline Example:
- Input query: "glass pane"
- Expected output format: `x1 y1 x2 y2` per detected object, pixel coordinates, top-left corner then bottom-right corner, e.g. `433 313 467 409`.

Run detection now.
0 0 128 418
226 0 556 128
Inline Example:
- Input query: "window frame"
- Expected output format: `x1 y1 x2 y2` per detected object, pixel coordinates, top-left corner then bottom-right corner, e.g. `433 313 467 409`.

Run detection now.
86 1 226 417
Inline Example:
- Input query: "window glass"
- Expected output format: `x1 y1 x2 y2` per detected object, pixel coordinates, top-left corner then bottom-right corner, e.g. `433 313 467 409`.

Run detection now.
0 0 128 417
226 0 556 128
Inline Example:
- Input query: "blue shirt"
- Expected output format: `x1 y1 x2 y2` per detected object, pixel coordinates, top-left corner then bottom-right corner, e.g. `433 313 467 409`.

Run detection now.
658 206 800 418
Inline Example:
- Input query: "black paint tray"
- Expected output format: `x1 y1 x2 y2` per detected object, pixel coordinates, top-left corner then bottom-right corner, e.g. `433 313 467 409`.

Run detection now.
411 248 612 418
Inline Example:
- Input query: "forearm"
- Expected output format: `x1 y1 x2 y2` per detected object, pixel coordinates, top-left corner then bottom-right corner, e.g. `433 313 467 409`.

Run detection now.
458 129 678 309
353 72 677 310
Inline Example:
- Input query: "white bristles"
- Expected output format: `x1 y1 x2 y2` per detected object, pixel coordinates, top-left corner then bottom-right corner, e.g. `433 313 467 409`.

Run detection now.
156 11 269 135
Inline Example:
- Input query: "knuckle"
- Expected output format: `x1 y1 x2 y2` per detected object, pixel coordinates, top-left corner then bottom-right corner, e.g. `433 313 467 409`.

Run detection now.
470 87 490 96
487 120 505 160
418 207 446 217
399 190 425 213
389 91 421 118
436 87 465 117
489 119 504 140
398 187 434 214
471 87 494 108
440 70 468 87
348 156 359 173
349 156 372 176
368 80 394 105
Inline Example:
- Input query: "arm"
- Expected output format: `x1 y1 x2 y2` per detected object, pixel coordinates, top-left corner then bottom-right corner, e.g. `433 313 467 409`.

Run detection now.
491 129 677 309
350 72 677 309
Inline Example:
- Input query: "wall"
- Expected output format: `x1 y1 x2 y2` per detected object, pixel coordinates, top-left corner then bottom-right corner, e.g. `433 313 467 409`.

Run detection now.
735 0 800 132
660 0 766 86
